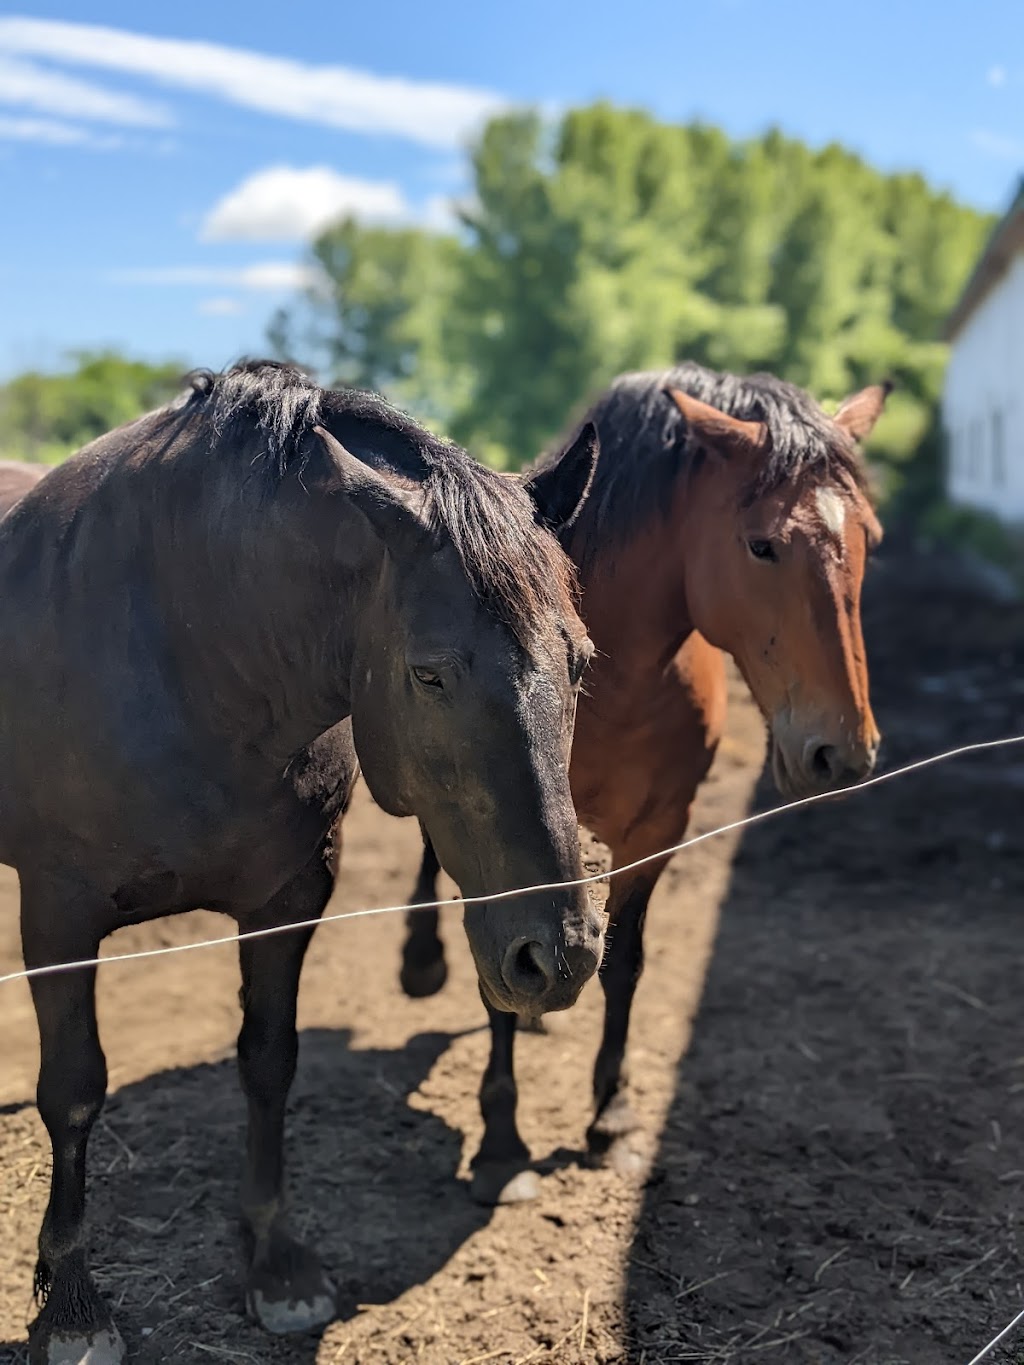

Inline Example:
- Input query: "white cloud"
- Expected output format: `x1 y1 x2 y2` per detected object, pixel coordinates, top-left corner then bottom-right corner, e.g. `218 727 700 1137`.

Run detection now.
109 263 319 292
198 296 245 316
236 263 320 291
970 128 1024 160
0 16 502 149
0 114 122 147
0 54 170 126
201 165 408 242
987 64 1008 87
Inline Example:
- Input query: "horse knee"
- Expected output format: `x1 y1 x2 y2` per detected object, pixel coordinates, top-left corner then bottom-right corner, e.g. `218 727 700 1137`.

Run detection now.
37 1061 106 1141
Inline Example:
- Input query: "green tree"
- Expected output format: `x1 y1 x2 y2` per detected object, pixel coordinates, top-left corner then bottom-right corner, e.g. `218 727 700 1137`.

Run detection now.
273 102 993 488
269 219 472 437
0 351 184 464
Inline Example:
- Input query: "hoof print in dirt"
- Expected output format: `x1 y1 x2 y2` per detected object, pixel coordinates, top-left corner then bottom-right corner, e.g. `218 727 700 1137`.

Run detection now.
470 1162 542 1205
30 1325 126 1365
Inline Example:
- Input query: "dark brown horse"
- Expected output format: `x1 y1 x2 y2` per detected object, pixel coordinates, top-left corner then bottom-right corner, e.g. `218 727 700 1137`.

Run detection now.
400 361 888 1202
0 361 604 1364
0 457 45 517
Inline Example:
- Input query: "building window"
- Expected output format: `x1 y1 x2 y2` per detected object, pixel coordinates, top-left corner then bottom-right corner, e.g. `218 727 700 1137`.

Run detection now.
992 410 1005 486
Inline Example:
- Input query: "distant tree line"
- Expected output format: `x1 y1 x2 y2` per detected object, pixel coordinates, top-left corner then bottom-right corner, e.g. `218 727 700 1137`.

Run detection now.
0 351 184 464
271 103 992 503
0 106 991 509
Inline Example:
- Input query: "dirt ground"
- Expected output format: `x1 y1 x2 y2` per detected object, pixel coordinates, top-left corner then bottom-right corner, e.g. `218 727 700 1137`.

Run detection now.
2 543 1024 1365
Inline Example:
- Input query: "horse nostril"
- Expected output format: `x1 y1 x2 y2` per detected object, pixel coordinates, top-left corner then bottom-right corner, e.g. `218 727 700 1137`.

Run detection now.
809 742 874 787
811 744 839 782
501 938 556 1001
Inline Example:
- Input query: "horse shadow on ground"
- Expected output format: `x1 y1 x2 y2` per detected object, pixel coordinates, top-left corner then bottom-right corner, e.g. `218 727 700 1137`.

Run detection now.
624 559 1024 1365
0 1026 490 1364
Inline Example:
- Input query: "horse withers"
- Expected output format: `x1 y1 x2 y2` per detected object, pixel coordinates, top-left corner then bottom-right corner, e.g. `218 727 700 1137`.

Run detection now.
0 362 604 1364
401 363 888 1194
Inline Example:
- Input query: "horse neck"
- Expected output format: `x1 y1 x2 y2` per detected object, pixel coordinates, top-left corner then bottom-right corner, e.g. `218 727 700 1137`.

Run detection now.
150 460 379 766
571 489 696 674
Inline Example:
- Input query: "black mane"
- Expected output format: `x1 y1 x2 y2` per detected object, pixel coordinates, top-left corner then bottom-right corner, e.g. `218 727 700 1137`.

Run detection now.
179 361 576 642
548 361 867 565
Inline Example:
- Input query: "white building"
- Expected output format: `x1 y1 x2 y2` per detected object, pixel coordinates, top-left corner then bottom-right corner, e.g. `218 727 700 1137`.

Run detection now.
942 180 1024 521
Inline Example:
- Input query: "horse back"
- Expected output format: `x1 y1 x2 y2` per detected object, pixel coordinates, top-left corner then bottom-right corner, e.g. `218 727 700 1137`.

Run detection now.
0 459 46 520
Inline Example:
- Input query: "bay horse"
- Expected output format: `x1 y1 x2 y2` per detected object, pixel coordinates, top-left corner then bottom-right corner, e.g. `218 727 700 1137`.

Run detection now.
0 361 604 1364
0 457 45 517
399 362 888 1202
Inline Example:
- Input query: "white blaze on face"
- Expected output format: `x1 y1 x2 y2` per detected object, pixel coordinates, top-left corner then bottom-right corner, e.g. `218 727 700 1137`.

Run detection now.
815 487 846 537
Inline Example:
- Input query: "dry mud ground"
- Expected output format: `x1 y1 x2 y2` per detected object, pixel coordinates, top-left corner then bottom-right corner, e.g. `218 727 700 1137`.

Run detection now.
2 544 1024 1365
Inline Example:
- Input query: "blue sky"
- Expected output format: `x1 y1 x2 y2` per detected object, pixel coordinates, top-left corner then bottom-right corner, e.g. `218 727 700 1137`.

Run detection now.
0 1 1021 378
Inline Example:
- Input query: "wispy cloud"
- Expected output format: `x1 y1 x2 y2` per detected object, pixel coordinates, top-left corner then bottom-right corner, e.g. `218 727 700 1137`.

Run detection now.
0 54 171 127
109 263 318 291
198 296 245 316
201 165 409 242
0 114 122 148
0 16 502 149
970 128 1024 160
987 64 1008 88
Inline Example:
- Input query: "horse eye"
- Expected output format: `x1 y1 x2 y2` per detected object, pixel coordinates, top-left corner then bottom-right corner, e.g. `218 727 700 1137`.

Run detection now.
747 539 777 563
411 666 443 689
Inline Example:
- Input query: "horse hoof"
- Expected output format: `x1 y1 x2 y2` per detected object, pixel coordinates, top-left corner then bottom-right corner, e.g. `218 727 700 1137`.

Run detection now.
606 1134 651 1180
247 1282 336 1336
399 953 448 999
470 1162 541 1206
32 1326 126 1365
587 1119 650 1179
246 1243 337 1336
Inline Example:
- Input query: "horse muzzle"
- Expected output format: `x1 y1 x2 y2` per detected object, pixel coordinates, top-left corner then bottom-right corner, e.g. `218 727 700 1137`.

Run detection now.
467 894 605 1016
770 722 879 800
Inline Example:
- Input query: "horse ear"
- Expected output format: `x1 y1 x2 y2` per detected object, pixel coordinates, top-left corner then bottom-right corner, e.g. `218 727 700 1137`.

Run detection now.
833 381 892 441
663 388 767 459
524 421 599 534
313 425 422 548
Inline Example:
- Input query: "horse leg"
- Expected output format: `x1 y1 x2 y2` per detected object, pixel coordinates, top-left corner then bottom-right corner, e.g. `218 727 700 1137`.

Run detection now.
586 864 664 1175
23 881 125 1365
469 995 540 1205
399 834 447 999
237 856 335 1335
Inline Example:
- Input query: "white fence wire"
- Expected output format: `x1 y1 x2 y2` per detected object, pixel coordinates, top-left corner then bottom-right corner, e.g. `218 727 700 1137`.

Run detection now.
2 732 1023 987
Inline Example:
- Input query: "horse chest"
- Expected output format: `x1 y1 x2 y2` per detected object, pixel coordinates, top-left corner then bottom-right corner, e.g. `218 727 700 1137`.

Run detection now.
104 787 332 920
146 724 357 913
